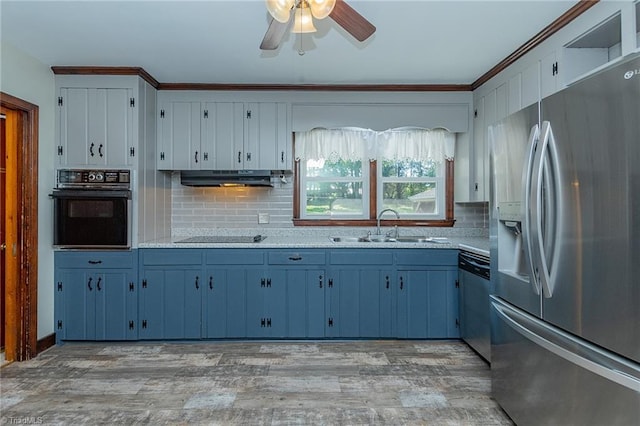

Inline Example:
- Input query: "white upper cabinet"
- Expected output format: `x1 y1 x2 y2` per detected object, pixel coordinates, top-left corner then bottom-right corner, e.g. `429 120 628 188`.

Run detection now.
157 101 201 170
202 102 244 170
245 102 289 170
58 87 134 167
158 100 290 171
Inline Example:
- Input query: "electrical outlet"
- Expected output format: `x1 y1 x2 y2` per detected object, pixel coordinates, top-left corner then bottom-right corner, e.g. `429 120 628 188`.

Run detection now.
258 213 270 224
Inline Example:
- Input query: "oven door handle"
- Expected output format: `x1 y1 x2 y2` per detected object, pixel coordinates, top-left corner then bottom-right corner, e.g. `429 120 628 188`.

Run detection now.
50 190 132 199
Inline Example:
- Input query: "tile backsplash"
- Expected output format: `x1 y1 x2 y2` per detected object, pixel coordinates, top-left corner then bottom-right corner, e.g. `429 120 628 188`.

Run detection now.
170 172 488 229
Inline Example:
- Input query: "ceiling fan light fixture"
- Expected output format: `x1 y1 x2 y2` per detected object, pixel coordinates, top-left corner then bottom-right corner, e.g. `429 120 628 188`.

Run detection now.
292 1 317 34
309 0 336 19
265 0 295 23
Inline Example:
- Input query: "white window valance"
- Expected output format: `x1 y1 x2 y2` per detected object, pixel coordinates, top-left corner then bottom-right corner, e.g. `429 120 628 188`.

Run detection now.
295 127 455 162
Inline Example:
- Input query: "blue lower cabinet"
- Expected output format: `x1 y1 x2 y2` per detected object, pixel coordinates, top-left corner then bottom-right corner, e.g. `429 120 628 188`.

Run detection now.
285 269 325 338
55 251 137 341
246 269 287 338
396 267 459 338
326 268 394 338
202 268 248 338
139 268 202 339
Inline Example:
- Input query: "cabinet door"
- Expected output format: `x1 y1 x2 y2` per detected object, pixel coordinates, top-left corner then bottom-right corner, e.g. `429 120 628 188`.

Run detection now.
285 269 325 338
540 51 559 99
211 102 245 170
164 101 201 170
246 269 287 337
139 268 202 339
203 268 248 338
245 102 289 170
473 96 487 202
326 268 393 338
95 271 137 340
58 270 95 340
396 268 459 338
58 88 131 167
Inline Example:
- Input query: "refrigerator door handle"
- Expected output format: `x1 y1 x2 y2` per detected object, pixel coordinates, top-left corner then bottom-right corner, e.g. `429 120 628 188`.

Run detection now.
522 124 541 295
534 121 563 298
492 298 640 392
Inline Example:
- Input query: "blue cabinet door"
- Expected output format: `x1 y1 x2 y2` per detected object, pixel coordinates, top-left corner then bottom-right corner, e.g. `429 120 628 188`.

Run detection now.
326 268 394 338
246 269 288 338
286 269 325 338
203 268 247 338
139 268 202 339
95 271 137 340
55 251 137 342
58 270 94 340
396 267 459 338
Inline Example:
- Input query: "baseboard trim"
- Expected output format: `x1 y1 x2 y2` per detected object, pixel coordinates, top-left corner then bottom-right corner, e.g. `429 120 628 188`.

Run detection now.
37 333 56 354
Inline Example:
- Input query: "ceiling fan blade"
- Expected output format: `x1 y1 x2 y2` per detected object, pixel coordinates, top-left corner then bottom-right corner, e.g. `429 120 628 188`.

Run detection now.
260 17 290 50
329 0 376 42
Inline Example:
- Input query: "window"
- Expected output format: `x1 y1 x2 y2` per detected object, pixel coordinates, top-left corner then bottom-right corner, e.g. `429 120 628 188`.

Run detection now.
294 128 455 226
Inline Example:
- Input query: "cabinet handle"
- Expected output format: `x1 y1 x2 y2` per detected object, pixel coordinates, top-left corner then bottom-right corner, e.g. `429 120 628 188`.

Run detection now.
386 276 390 289
319 275 323 288
281 151 285 163
195 151 199 163
266 318 272 327
266 278 272 288
88 260 102 265
89 143 95 157
195 276 200 290
160 152 165 161
209 276 213 290
288 255 302 261
203 152 208 161
261 278 266 288
87 277 93 291
261 318 266 327
400 276 404 290
98 144 104 157
238 151 242 163
96 277 102 291
246 152 251 162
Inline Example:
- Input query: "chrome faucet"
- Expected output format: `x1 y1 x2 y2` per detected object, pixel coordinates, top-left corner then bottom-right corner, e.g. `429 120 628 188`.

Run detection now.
377 208 400 237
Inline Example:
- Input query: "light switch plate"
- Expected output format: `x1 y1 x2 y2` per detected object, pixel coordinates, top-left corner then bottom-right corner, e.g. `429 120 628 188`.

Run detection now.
258 213 269 224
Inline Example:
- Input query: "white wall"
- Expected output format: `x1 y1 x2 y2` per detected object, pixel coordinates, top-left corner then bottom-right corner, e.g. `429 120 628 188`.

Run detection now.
1 41 56 340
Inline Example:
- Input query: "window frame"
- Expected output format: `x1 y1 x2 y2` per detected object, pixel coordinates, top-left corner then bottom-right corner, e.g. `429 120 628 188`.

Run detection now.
293 159 455 227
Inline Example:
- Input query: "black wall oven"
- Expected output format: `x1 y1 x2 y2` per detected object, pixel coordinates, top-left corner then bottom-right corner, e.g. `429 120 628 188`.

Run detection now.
51 169 131 249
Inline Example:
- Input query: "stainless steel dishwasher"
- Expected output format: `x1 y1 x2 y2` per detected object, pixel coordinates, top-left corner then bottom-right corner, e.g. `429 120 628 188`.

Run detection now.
458 249 491 362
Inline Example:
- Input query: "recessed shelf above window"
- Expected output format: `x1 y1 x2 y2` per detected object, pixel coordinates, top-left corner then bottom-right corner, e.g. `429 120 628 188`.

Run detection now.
563 13 622 83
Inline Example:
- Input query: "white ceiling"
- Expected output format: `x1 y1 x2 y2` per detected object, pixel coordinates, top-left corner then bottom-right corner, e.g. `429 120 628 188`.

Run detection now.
1 0 579 85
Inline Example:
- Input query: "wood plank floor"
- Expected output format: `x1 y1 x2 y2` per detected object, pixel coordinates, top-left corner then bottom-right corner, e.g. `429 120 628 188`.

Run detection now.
1 340 513 425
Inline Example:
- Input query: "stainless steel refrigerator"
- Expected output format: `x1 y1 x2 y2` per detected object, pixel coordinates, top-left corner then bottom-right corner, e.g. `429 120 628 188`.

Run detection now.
489 53 640 425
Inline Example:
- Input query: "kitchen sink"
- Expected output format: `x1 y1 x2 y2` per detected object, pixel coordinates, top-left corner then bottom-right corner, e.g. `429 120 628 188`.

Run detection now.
329 236 448 243
329 236 371 243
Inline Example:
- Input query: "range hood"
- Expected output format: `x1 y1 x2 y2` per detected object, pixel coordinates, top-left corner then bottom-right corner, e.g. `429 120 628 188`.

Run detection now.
180 170 273 187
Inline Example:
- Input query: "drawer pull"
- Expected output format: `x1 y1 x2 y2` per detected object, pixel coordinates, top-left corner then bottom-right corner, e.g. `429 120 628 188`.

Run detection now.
88 260 102 265
288 255 302 261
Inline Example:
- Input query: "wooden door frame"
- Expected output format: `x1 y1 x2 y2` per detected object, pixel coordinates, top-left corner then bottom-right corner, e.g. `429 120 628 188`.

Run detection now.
1 92 39 361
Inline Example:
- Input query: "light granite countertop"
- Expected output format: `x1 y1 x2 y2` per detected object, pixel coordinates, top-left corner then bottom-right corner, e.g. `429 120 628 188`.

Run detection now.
139 227 490 256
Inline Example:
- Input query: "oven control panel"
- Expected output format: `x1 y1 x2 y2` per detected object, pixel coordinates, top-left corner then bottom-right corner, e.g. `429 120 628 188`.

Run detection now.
57 169 130 188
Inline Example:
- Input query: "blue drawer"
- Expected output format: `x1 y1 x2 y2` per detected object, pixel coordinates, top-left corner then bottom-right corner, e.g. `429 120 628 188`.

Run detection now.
55 250 135 269
395 249 458 266
328 250 394 265
205 249 265 265
268 250 326 265
140 249 203 265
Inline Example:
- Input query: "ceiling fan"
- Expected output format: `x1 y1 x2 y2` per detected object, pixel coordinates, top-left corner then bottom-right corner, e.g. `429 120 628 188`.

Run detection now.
260 0 376 50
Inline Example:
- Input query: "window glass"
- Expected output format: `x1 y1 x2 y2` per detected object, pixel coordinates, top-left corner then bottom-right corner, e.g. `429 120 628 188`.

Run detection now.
380 159 443 217
302 159 367 218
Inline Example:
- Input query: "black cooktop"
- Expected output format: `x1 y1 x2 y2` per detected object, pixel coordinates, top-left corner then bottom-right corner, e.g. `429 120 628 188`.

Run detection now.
176 235 266 243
